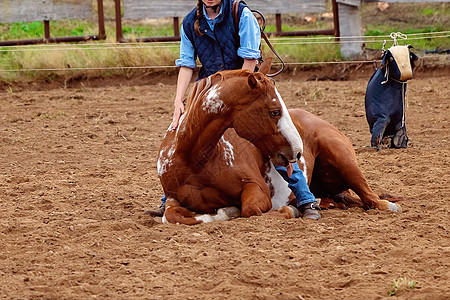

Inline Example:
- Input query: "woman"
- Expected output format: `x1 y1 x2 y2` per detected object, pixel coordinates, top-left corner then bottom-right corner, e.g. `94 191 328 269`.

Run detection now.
148 0 321 220
171 0 261 129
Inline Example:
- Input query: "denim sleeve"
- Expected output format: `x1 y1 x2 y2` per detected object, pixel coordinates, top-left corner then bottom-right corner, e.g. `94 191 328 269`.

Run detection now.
175 25 197 69
274 163 316 206
237 7 261 59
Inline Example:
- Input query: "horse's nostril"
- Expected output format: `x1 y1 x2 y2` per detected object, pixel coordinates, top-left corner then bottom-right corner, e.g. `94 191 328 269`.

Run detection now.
296 152 302 160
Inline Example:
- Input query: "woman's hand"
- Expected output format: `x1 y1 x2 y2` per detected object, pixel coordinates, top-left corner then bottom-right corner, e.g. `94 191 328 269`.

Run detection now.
171 67 194 130
171 99 185 130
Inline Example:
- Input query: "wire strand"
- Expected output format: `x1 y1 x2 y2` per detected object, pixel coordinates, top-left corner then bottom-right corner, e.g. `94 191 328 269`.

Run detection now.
0 54 447 73
1 32 448 52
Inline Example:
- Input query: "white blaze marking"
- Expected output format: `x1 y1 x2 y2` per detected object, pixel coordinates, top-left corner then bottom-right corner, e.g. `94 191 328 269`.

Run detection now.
220 136 235 167
202 84 224 113
275 88 303 155
266 162 292 210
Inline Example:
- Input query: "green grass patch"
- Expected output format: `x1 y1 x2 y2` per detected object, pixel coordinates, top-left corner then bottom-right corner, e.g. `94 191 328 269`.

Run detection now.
388 277 417 296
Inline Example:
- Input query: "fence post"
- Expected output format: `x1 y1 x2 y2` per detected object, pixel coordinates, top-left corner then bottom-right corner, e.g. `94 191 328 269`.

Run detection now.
337 0 363 59
97 0 106 40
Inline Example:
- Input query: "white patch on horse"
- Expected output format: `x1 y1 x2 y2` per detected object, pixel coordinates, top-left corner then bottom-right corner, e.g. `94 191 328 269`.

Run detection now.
266 162 292 210
194 207 240 223
275 88 303 155
157 145 174 176
220 136 235 167
202 84 224 113
299 155 308 181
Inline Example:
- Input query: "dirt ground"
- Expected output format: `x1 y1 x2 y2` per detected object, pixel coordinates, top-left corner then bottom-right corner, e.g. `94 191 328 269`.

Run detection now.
0 66 449 300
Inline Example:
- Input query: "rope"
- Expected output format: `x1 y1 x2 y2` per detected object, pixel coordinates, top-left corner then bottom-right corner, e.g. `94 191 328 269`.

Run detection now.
0 33 448 52
1 30 448 49
0 65 178 72
1 54 448 73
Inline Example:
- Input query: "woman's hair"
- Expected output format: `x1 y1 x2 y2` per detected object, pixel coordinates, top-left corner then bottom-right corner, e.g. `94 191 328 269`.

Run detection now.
194 0 204 36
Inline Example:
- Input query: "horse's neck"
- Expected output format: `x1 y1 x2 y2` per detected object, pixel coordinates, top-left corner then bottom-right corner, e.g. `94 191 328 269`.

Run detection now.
175 98 231 168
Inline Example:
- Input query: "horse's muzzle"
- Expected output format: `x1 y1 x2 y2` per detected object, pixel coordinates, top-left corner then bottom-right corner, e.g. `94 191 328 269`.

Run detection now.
276 150 302 166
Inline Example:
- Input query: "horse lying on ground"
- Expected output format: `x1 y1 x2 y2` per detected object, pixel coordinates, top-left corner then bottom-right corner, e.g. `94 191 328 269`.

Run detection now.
157 59 402 225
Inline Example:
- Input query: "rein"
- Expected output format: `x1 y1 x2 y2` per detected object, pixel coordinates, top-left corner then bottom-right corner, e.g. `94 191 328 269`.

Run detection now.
232 0 285 77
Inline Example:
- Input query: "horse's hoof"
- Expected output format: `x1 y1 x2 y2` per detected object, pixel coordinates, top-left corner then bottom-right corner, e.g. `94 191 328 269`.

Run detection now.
388 202 402 213
219 206 241 219
287 205 301 218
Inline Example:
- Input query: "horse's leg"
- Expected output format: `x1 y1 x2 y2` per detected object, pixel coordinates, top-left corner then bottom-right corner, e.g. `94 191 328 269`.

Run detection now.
379 193 407 202
343 169 401 212
319 197 349 210
163 198 203 225
334 190 364 208
163 198 240 225
240 182 272 217
324 141 401 212
263 206 300 219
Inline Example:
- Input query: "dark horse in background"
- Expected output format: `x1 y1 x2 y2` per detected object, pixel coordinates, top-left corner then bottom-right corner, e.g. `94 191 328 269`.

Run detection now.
157 59 402 225
365 45 418 150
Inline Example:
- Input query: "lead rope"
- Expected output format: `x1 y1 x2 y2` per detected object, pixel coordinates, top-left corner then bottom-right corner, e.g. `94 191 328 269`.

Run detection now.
402 81 406 127
389 77 408 127
232 0 285 77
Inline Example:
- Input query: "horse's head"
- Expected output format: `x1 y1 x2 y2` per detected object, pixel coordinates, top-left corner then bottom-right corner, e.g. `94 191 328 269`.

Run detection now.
223 59 303 166
381 45 418 81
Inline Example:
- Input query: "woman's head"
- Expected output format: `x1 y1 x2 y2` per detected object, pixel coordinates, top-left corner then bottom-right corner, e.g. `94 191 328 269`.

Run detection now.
194 0 222 36
202 0 221 11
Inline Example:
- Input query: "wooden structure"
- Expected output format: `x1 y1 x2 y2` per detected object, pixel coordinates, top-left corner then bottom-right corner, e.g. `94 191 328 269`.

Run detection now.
115 0 338 43
338 0 450 58
0 0 106 46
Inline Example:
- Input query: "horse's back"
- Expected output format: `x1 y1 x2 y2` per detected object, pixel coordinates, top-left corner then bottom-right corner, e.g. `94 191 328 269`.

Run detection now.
289 108 350 148
288 108 359 197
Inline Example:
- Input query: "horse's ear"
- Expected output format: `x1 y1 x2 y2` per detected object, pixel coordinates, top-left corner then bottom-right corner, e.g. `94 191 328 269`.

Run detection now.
247 74 260 90
258 57 272 75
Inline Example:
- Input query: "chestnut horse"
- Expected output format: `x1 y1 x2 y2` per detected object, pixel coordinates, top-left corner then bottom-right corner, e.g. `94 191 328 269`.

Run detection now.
157 60 401 225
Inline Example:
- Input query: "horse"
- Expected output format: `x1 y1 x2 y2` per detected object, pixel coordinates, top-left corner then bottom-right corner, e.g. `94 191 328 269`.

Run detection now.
157 59 402 225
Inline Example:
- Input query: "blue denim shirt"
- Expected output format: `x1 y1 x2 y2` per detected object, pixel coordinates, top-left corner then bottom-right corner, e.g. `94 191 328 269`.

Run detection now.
175 5 261 69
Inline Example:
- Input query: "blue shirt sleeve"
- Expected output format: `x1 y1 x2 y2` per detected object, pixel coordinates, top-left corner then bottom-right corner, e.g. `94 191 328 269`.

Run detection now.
237 7 261 59
175 25 197 69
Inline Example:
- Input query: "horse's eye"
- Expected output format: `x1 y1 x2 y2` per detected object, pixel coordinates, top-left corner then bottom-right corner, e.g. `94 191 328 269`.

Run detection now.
270 110 281 117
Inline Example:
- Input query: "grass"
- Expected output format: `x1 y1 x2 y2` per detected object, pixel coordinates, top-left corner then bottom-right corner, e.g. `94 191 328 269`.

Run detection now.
388 277 417 296
0 1 448 83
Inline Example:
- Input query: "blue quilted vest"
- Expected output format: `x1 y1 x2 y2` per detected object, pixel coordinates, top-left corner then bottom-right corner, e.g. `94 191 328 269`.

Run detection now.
183 0 246 80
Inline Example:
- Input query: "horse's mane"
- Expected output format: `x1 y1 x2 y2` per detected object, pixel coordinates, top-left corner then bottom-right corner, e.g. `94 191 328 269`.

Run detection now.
182 69 252 134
